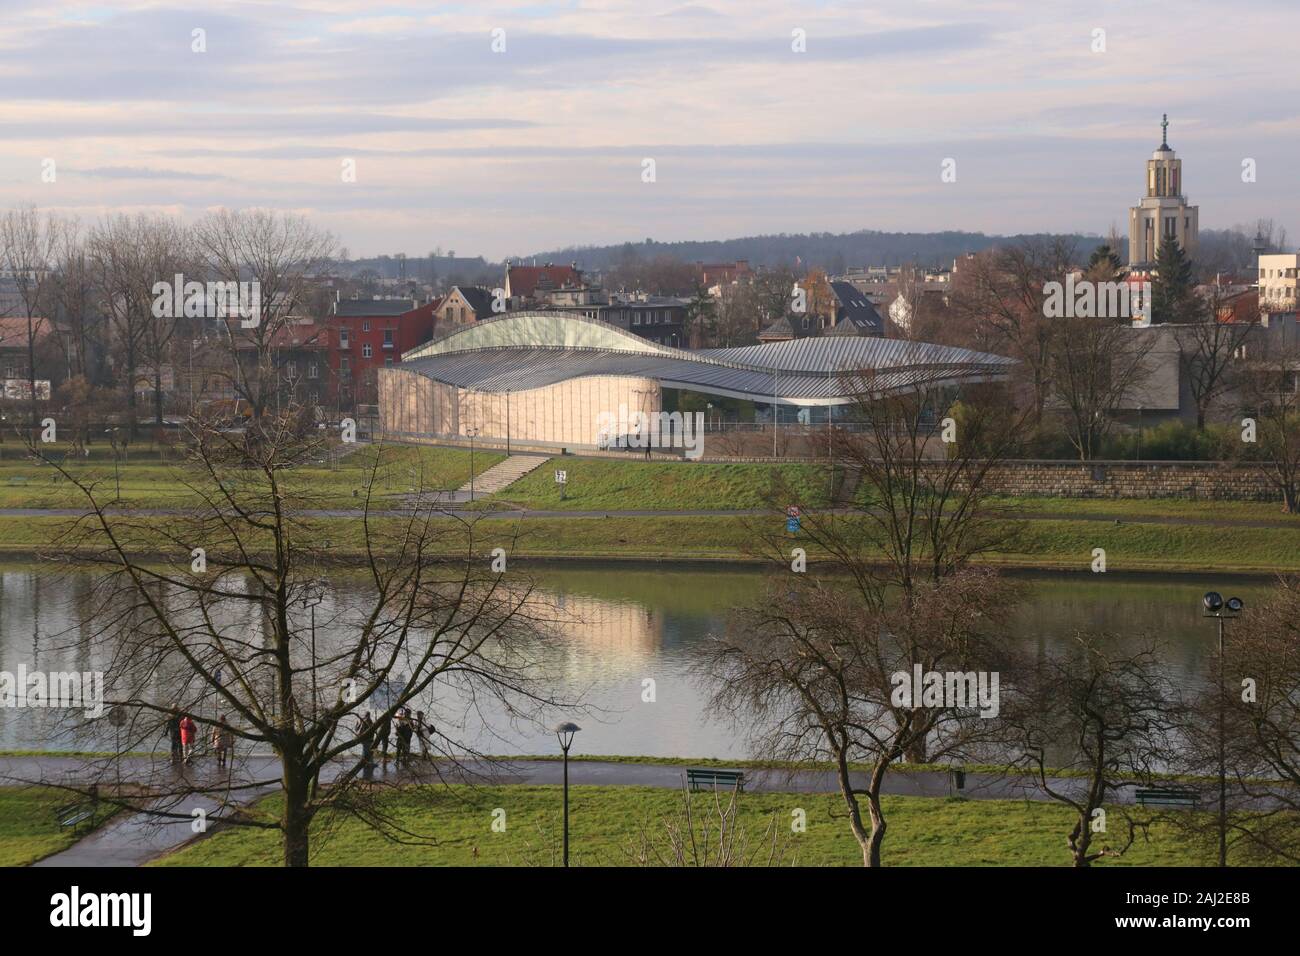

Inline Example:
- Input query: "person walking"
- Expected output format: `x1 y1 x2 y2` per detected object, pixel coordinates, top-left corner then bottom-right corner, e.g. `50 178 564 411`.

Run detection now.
358 712 375 781
212 716 233 769
179 713 198 765
375 712 392 771
167 709 183 767
414 710 433 761
395 709 413 768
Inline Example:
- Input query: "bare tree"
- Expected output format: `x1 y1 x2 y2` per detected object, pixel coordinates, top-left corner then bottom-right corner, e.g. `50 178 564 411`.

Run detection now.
0 206 68 430
1221 580 1300 863
192 209 336 421
1238 341 1300 512
1046 312 1151 460
1176 293 1256 430
88 214 163 439
700 568 1017 867
1001 634 1181 867
946 238 1077 423
32 417 573 866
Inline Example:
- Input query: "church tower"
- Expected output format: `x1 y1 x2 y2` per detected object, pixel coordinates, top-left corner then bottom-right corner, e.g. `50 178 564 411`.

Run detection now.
1128 115 1199 267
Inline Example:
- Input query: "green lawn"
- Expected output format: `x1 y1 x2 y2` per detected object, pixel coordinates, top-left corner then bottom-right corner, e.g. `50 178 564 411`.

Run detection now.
0 787 113 866
491 458 835 511
0 443 503 510
2 510 1296 573
154 784 1217 867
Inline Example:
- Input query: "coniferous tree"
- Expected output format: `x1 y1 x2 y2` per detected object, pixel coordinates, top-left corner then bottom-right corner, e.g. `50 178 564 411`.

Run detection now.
1151 239 1196 324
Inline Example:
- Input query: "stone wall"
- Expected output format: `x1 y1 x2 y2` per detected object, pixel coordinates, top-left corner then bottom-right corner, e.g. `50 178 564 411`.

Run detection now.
982 461 1274 500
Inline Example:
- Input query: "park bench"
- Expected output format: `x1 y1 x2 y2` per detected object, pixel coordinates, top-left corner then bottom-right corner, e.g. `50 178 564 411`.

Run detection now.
686 768 745 792
56 798 98 830
1135 787 1199 809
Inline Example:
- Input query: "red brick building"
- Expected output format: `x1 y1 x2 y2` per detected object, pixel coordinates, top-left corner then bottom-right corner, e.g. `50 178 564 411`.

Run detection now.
327 296 439 407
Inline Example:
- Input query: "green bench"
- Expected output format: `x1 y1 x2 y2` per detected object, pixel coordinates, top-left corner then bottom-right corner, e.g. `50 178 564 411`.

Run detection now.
1135 787 1199 809
686 768 746 792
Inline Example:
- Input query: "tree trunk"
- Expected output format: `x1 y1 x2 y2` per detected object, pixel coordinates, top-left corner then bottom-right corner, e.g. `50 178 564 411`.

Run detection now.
281 755 310 867
865 793 886 867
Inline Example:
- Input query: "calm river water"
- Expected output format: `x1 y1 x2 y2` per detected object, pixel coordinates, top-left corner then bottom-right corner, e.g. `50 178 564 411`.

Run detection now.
0 562 1270 759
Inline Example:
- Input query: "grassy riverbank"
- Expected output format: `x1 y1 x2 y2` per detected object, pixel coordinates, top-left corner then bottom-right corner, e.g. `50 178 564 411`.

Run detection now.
152 784 1217 867
1 511 1294 573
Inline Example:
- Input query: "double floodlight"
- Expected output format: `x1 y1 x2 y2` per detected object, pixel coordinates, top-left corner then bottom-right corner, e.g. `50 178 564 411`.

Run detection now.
1203 592 1244 614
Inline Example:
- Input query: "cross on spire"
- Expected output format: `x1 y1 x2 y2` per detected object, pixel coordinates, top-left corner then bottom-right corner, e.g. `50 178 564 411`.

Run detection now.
1161 113 1169 147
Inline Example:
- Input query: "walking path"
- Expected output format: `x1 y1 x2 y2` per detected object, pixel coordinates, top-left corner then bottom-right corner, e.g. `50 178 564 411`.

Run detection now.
1 751 1138 867
0 505 1295 528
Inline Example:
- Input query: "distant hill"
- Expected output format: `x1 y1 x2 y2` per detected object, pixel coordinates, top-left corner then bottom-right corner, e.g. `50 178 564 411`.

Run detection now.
516 230 1113 273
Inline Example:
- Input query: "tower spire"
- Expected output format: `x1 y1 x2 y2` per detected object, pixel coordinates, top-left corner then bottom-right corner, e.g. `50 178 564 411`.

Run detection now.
1161 113 1169 147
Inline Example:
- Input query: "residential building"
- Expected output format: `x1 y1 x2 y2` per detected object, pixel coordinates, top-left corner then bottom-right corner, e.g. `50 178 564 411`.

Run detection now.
1257 253 1298 315
435 286 495 328
328 295 438 407
504 262 581 308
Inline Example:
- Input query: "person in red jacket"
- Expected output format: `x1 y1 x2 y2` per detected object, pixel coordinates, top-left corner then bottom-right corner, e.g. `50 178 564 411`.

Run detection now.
179 714 197 765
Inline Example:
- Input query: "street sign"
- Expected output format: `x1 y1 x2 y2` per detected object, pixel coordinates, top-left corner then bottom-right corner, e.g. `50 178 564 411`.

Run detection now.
555 470 567 484
786 516 800 534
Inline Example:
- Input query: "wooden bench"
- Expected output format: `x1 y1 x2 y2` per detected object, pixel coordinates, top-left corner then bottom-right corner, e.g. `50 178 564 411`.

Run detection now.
1135 787 1199 809
686 768 745 792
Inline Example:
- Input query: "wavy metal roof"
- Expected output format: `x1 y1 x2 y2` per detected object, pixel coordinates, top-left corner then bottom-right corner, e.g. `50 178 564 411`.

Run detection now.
396 312 1014 406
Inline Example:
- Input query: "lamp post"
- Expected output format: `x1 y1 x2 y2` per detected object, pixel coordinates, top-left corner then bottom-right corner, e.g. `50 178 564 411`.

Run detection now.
302 580 326 719
554 721 580 867
465 425 479 501
1203 590 1244 868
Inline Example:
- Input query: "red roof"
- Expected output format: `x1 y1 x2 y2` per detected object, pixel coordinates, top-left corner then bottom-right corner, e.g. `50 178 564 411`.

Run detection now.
508 265 580 299
0 315 54 344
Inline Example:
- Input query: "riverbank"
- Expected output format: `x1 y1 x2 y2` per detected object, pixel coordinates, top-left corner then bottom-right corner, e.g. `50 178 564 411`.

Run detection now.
1 510 1295 574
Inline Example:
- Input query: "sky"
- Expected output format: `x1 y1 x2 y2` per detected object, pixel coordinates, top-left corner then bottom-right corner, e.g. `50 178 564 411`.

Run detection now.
0 0 1295 260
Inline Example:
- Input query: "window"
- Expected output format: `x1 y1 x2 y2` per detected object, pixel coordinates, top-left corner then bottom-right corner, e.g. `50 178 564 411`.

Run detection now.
308 363 319 379
340 357 350 373
384 357 394 367
633 313 641 325
383 329 394 348
339 328 350 348
362 321 370 332
362 343 373 358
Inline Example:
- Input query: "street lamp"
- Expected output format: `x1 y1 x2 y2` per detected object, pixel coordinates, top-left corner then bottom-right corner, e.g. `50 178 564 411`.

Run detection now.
301 579 326 719
554 721 581 867
1203 590 1244 868
465 425 479 501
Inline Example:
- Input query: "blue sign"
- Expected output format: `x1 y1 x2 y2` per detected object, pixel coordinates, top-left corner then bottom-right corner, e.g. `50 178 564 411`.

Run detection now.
786 516 800 533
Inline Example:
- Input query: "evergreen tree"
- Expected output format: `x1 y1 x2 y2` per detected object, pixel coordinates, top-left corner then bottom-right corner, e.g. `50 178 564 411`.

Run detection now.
1151 239 1195 324
1087 243 1124 279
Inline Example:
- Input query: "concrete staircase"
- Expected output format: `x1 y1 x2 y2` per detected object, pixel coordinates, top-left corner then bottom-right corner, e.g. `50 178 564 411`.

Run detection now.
458 454 550 496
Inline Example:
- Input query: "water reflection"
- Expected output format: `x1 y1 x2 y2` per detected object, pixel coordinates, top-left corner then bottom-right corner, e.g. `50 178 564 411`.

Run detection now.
0 563 1272 759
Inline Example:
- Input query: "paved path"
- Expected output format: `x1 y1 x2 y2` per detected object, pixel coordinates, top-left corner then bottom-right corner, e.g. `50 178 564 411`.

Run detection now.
1 505 1296 528
2 751 1109 867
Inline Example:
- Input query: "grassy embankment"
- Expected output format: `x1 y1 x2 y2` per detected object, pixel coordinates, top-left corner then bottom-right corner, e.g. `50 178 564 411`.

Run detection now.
0 787 115 866
152 784 1224 867
0 443 503 510
0 450 1294 572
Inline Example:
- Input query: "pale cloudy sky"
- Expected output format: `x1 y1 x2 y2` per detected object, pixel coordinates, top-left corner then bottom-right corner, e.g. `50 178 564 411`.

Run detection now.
0 0 1294 259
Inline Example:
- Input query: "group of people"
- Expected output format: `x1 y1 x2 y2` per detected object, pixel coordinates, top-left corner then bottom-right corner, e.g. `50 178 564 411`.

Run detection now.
163 705 431 778
166 709 235 769
357 708 433 778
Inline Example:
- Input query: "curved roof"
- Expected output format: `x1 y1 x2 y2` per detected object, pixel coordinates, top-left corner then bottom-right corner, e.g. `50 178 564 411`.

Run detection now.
397 311 1014 406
